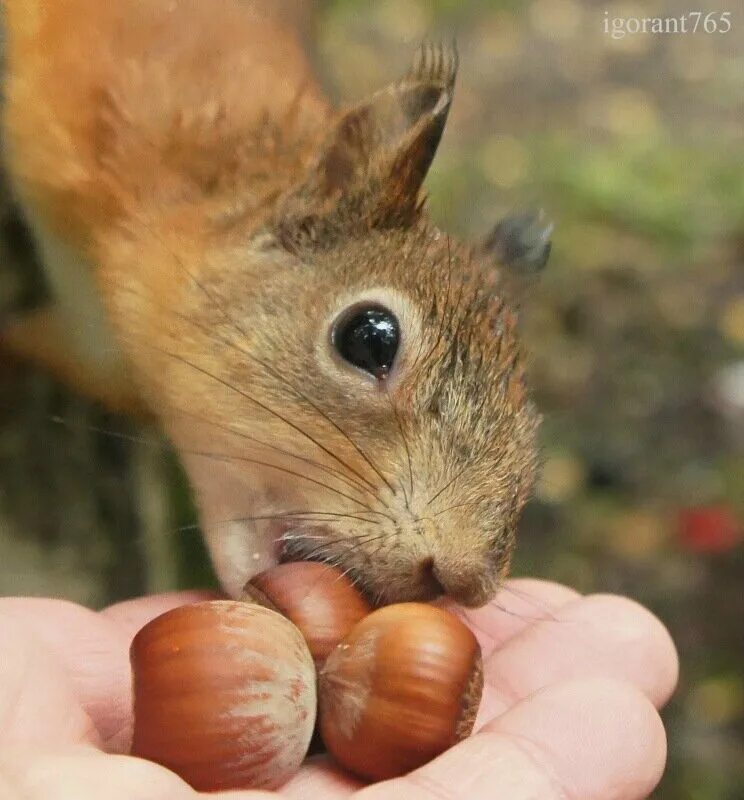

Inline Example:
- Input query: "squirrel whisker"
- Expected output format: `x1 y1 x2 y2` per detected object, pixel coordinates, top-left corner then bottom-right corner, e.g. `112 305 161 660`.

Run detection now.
423 460 473 510
384 386 414 510
96 273 390 505
145 342 387 514
119 212 395 500
52 414 382 515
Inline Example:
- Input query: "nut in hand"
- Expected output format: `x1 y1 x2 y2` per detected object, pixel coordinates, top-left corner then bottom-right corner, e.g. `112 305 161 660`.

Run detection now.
318 602 483 781
130 601 316 791
245 561 372 666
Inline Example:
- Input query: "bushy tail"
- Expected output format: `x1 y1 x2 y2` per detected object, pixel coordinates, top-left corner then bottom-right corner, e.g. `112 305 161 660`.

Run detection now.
2 0 326 246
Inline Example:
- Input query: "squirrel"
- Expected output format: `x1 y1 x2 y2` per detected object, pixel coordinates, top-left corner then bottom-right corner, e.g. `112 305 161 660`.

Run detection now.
0 0 552 607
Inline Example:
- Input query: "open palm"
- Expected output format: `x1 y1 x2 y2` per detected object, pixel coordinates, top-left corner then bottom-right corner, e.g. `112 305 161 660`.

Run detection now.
0 579 678 799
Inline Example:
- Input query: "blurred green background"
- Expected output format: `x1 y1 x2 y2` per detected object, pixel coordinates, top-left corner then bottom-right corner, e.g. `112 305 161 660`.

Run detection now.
0 1 741 797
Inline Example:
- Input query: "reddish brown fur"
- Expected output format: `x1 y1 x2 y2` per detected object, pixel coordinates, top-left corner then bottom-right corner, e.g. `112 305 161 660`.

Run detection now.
3 0 539 606
4 0 327 238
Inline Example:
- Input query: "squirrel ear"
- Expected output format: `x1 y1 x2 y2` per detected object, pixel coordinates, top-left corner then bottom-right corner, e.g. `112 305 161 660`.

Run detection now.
279 41 458 245
483 210 553 304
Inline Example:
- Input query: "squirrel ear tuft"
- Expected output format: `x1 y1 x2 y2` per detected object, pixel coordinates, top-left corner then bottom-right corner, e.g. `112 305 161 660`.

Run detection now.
278 41 458 246
484 211 553 275
483 210 553 304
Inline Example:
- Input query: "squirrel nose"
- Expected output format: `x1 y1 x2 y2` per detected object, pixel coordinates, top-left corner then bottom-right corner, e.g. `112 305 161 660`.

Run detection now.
419 557 492 607
418 557 446 598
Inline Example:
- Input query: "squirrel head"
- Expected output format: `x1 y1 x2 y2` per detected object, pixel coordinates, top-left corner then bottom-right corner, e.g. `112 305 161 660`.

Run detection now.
108 43 550 607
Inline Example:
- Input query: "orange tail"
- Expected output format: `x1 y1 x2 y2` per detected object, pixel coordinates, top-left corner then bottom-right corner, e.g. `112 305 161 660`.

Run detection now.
3 0 327 249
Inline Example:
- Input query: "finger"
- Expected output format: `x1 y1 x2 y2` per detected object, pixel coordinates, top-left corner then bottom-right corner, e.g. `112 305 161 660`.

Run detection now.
0 593 218 753
0 598 136 752
0 746 218 800
102 591 221 639
479 594 679 724
355 678 666 800
282 755 361 799
0 615 100 749
441 579 581 658
0 744 293 800
0 747 192 800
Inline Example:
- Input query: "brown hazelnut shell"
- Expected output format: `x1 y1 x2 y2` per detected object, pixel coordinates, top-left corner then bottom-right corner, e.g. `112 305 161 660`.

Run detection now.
318 602 483 781
245 561 372 666
130 600 316 791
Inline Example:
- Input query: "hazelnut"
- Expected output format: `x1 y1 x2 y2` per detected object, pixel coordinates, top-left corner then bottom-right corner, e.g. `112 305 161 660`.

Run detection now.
244 561 372 665
318 602 483 781
130 601 316 791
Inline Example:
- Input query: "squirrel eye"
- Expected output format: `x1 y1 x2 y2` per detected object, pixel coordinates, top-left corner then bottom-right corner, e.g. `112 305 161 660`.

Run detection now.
333 306 400 379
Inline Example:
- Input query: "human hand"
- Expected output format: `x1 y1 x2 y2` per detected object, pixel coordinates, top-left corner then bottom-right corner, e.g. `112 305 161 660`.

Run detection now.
0 579 678 799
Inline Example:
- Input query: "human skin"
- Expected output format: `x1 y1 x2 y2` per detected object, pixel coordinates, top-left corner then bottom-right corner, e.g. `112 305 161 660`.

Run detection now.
0 579 678 799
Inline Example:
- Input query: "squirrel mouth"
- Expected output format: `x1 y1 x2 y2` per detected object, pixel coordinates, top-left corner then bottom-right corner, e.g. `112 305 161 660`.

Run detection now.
271 525 449 606
273 524 372 599
275 524 336 564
